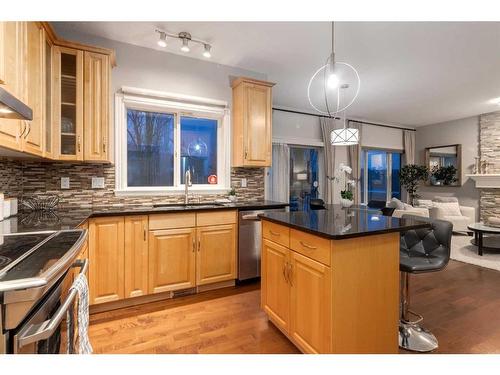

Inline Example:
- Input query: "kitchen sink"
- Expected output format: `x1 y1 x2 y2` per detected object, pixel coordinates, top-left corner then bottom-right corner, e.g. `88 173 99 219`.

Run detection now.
153 202 226 210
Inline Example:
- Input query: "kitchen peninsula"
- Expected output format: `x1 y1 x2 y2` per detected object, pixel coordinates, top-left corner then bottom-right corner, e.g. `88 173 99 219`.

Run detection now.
259 206 429 354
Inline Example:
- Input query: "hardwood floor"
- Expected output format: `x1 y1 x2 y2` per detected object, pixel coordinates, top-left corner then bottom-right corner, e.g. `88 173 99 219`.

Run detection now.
89 260 500 354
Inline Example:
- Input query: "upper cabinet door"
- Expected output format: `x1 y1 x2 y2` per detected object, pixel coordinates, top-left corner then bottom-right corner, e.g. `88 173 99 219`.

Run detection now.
83 51 109 162
23 22 44 156
53 46 84 161
0 22 24 151
231 77 274 167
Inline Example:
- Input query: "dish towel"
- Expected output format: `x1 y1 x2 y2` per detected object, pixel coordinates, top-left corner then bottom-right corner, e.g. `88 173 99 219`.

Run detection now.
69 273 93 354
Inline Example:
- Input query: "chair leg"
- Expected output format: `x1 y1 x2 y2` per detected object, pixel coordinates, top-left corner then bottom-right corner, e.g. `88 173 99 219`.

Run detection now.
399 272 439 352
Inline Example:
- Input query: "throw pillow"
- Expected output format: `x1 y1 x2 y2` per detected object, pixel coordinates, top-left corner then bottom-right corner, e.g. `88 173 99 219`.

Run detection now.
416 199 434 208
433 201 462 216
388 197 405 210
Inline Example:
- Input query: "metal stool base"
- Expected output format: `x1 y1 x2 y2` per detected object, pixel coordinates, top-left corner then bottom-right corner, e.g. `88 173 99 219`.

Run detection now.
399 321 438 352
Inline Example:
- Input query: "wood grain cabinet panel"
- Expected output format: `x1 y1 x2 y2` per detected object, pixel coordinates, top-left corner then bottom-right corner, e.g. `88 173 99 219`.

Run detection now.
83 51 109 162
124 215 149 298
23 21 44 156
196 224 237 285
289 251 332 354
89 216 125 305
148 228 196 294
261 239 290 333
231 77 274 167
0 21 24 151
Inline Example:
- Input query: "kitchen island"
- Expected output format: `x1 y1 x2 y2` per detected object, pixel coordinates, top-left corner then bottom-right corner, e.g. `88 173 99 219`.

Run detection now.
259 206 429 354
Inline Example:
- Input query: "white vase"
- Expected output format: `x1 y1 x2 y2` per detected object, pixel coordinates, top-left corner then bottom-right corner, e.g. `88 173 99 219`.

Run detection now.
340 198 353 208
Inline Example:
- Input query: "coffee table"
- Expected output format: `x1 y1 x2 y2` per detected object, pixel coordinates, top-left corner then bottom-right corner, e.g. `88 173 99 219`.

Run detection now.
467 222 500 256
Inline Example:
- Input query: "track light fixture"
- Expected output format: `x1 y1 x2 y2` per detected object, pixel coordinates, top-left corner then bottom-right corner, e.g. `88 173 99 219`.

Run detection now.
155 29 212 58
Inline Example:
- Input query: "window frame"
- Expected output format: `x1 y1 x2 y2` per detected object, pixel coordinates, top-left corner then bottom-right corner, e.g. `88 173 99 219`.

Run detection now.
361 147 403 205
115 88 231 195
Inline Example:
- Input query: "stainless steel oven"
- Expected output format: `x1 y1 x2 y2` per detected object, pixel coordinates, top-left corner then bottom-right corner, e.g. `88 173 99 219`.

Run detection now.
0 229 87 354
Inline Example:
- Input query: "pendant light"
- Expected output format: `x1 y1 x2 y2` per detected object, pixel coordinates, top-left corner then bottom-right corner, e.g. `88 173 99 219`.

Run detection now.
307 22 360 146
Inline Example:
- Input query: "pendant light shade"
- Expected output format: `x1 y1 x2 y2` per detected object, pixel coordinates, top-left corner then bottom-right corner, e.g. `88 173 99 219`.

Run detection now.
331 127 359 146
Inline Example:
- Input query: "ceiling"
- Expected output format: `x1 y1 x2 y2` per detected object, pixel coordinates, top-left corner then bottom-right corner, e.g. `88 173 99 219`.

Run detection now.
53 22 500 127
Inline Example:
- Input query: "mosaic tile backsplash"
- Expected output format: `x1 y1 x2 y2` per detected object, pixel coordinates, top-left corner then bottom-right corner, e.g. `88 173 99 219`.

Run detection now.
0 159 265 209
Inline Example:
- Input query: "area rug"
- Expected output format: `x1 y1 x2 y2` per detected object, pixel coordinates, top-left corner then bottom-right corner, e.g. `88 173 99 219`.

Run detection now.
450 234 500 272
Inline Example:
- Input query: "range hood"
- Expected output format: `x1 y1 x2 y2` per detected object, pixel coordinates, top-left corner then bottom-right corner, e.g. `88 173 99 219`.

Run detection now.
0 87 33 120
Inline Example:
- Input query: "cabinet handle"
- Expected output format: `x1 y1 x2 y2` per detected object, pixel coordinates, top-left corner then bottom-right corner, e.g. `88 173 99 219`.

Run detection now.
192 237 196 252
24 122 31 139
103 140 106 153
198 238 201 252
299 241 317 250
282 262 288 283
20 122 27 138
143 228 146 241
269 230 281 237
244 149 248 159
77 136 81 152
287 263 293 286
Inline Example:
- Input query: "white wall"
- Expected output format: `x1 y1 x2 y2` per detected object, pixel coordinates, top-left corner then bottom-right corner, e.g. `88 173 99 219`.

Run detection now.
272 110 323 146
416 116 480 216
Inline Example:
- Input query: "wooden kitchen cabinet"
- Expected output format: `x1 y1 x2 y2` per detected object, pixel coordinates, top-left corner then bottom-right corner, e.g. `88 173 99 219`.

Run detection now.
89 216 125 305
231 77 274 167
43 32 54 159
83 51 110 162
53 45 84 161
148 228 196 294
196 224 237 286
289 251 332 354
261 239 290 333
0 21 25 151
124 215 149 298
23 22 44 156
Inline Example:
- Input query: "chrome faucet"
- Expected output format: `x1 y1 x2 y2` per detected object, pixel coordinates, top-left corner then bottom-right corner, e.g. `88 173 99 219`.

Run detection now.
184 169 192 204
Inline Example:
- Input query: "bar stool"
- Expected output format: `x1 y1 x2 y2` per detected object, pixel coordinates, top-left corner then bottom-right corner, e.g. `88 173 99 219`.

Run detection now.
399 215 453 352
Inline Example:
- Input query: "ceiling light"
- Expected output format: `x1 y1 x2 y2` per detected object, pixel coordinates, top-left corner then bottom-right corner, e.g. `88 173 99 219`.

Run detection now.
327 73 340 89
203 44 211 58
180 38 190 52
157 31 167 48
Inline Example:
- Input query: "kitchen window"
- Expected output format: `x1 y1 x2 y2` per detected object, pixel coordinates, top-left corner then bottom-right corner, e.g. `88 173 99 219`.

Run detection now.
360 149 402 205
115 87 230 194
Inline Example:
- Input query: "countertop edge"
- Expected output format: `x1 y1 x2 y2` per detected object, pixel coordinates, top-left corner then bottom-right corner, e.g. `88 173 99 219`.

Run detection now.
259 216 431 240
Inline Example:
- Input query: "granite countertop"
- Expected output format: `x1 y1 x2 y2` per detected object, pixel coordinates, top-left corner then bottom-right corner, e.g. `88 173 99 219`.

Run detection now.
1 200 288 235
259 204 430 240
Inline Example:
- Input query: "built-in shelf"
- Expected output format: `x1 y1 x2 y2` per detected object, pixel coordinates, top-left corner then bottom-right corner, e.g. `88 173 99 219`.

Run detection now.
466 174 500 188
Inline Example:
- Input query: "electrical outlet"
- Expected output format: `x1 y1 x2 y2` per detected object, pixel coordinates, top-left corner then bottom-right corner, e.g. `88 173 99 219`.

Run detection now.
241 178 247 188
61 177 70 189
91 177 105 189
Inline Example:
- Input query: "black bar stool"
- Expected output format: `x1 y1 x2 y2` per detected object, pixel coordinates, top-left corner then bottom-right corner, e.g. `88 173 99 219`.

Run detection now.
399 215 453 352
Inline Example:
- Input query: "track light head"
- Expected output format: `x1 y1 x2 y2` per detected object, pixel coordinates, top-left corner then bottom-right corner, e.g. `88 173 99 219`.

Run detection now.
157 31 167 48
203 44 211 58
180 38 190 52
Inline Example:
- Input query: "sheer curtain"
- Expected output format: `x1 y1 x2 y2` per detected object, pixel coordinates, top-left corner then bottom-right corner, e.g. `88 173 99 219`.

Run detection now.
347 121 362 204
320 117 337 204
268 143 290 203
404 130 416 165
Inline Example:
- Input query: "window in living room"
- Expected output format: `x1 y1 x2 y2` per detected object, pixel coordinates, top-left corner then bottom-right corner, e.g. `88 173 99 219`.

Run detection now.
360 149 402 205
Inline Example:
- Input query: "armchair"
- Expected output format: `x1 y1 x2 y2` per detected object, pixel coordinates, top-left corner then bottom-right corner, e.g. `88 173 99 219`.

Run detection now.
429 197 476 233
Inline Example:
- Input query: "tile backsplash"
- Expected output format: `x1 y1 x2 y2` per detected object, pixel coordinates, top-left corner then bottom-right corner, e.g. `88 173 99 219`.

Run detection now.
0 159 265 209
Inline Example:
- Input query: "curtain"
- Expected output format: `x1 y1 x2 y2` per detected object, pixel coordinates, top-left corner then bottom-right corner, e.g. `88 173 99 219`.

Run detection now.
403 130 416 165
347 121 362 204
269 143 290 203
320 117 337 204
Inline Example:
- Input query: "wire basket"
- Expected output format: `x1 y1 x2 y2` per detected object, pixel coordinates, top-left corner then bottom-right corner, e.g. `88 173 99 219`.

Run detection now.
21 195 59 211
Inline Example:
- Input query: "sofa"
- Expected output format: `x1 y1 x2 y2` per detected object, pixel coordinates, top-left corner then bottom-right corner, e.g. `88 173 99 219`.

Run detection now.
427 197 476 233
387 198 430 218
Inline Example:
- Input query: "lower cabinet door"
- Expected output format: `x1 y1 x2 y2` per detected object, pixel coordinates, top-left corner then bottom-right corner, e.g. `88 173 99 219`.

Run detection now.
124 215 148 298
148 228 196 294
196 224 236 285
261 239 290 333
89 216 125 305
289 251 332 353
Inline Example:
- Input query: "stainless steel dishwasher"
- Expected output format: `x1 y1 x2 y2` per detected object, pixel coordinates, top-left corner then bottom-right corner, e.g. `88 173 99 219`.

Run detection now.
238 207 286 281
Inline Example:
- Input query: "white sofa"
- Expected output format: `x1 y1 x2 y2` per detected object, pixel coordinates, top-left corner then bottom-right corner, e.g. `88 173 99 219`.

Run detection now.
428 197 475 233
393 206 429 218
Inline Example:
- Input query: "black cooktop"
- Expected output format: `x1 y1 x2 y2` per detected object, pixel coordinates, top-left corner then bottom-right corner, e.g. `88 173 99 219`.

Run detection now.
0 233 52 275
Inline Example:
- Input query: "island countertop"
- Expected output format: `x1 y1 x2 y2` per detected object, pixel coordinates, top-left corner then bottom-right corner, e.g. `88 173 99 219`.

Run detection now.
259 204 429 240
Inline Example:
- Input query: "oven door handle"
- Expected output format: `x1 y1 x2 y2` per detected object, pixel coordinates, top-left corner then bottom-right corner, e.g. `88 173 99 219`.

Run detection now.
16 258 89 350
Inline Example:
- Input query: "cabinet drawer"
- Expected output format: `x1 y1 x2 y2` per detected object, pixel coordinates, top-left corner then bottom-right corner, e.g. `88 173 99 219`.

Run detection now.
290 229 331 266
196 210 236 226
149 213 196 230
262 220 290 248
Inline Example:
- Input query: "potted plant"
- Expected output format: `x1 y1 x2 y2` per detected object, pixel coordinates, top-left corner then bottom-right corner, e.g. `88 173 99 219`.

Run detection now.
399 164 429 205
228 187 237 202
335 163 356 208
431 165 458 186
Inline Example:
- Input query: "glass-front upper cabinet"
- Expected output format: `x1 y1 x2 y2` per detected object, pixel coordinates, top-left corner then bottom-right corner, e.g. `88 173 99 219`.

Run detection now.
53 46 83 160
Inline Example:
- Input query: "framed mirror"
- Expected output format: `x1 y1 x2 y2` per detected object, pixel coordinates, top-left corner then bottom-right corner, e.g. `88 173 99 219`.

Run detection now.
425 144 462 186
